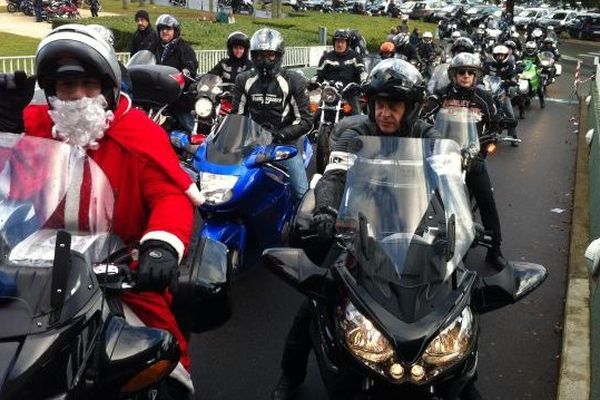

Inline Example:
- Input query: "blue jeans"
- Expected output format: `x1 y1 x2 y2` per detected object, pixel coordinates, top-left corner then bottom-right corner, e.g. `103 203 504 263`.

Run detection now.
172 107 195 134
500 96 517 138
277 153 308 203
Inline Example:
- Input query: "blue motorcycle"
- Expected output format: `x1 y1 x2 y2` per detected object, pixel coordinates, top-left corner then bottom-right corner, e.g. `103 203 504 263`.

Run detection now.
186 114 306 271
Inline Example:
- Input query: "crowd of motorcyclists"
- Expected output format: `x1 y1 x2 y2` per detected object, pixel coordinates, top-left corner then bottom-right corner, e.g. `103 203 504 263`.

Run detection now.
0 7 561 399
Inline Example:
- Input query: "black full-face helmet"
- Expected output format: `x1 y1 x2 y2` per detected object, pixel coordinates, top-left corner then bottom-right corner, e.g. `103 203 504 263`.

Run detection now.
35 24 122 110
227 31 250 59
363 58 424 127
156 14 181 39
250 28 285 77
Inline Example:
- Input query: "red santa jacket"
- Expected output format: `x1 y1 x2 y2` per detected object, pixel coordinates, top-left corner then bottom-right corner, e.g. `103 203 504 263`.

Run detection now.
22 95 195 259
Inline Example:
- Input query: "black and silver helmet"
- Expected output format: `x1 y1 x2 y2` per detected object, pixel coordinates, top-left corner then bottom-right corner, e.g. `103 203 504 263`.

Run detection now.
448 52 481 86
451 37 474 56
333 28 351 45
35 24 122 109
156 14 181 38
250 28 285 77
524 40 537 56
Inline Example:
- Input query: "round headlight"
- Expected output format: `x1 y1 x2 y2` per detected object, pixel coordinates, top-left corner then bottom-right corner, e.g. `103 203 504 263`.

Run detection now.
321 87 339 104
195 98 213 118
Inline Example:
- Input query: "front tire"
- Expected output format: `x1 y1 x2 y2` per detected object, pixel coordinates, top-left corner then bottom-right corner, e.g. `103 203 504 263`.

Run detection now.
316 124 332 174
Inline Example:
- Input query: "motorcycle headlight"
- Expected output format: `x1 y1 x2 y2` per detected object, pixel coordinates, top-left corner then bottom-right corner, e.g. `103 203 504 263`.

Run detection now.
519 79 530 94
421 306 473 366
339 301 394 363
195 98 213 118
321 87 339 105
199 172 238 205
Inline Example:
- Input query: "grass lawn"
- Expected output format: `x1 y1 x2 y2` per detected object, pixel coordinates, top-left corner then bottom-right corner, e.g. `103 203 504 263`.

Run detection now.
2 0 436 55
0 32 40 56
60 2 436 53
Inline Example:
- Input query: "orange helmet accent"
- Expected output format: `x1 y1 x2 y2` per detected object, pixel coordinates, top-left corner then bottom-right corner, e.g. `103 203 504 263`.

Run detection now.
380 41 395 54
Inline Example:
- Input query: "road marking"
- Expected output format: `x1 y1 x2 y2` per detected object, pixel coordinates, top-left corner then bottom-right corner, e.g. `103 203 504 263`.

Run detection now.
577 53 598 58
530 97 579 105
563 55 581 61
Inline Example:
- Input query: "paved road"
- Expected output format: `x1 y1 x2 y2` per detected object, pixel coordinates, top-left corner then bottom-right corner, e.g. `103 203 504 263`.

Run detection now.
187 40 593 400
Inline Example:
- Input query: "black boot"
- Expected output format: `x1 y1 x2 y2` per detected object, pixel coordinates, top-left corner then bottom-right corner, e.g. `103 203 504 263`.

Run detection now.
486 247 507 270
272 373 303 400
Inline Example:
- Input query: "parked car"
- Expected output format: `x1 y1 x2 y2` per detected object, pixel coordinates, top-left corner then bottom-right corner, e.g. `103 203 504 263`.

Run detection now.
513 7 552 29
409 0 444 21
537 9 579 34
465 4 501 27
431 4 465 21
567 13 600 40
304 0 324 10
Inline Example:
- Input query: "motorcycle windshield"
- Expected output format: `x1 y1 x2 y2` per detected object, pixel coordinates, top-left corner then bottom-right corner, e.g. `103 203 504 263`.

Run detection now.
205 114 273 165
126 49 157 67
0 133 114 337
539 51 555 64
426 63 450 95
483 75 502 94
433 108 481 152
196 73 223 98
337 137 475 322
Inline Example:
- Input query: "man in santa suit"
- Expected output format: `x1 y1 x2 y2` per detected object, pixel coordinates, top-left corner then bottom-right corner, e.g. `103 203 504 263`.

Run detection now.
0 24 203 397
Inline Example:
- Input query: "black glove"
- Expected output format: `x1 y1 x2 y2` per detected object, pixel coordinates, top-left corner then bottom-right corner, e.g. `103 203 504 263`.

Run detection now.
310 206 337 242
273 127 293 144
136 240 179 292
0 71 36 133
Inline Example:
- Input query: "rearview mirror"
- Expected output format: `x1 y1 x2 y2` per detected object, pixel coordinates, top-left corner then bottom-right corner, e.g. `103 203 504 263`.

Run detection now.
262 247 332 301
472 261 548 314
245 145 298 168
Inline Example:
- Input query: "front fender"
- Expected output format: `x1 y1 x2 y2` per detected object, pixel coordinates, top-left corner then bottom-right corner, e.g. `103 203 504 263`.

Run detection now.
200 220 247 254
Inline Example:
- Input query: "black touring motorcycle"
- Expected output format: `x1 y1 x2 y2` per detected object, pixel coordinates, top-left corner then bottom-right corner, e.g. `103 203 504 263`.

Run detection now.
0 133 228 399
263 135 547 399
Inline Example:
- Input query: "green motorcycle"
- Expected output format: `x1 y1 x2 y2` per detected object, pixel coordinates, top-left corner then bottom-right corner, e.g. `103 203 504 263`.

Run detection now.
514 58 542 119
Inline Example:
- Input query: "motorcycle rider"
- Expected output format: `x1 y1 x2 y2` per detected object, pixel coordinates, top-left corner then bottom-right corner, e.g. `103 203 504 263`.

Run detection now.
232 28 311 203
379 41 395 60
421 52 508 269
271 58 448 400
155 14 199 133
416 31 435 62
315 29 368 115
0 24 202 398
208 31 253 85
484 44 519 144
130 9 159 56
540 36 561 61
471 23 486 48
522 40 546 109
393 32 420 63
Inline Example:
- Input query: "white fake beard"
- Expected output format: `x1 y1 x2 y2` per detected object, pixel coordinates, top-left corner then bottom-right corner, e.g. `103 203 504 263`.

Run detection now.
48 95 115 150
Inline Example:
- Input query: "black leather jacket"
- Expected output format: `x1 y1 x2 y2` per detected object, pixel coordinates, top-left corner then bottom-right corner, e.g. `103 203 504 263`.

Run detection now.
156 38 199 110
315 116 439 211
484 58 516 81
316 49 368 86
130 27 159 56
232 68 312 143
395 43 420 63
208 57 254 85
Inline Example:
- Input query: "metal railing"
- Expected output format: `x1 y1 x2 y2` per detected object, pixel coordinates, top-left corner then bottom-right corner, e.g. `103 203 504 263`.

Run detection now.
0 46 317 75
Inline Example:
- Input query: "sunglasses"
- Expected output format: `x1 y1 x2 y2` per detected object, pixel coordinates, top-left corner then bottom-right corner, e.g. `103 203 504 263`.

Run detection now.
456 69 476 76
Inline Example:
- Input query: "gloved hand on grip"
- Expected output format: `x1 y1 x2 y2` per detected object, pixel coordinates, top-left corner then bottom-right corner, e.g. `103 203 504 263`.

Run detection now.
0 71 36 133
136 239 179 293
273 127 294 144
310 206 338 242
